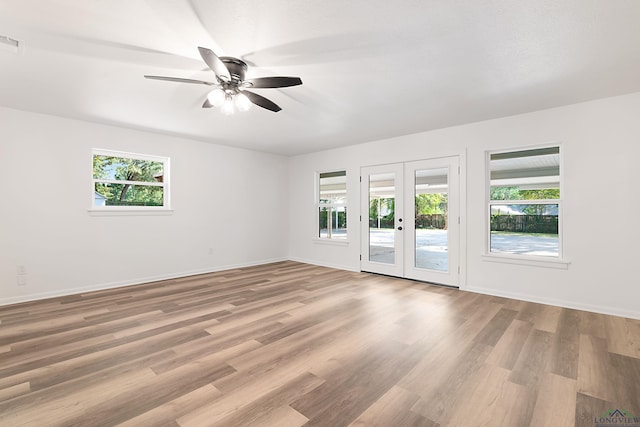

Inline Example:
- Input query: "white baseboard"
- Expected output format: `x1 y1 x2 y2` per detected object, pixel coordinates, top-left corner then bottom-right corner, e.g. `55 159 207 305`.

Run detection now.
289 260 640 320
466 285 640 320
287 256 360 273
4 258 637 321
0 257 287 307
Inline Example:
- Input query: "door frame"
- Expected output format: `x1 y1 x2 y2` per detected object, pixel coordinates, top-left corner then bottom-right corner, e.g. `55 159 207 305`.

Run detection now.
359 153 467 289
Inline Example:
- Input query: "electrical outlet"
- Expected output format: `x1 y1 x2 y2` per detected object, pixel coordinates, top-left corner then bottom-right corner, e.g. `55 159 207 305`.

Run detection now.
17 275 27 286
208 248 214 255
17 265 27 275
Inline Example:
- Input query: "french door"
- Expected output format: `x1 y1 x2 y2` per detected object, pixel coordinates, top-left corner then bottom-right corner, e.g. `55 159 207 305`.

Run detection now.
360 157 460 286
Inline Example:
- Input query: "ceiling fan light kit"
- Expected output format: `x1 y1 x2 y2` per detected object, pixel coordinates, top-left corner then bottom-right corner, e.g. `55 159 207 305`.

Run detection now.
145 47 302 114
235 93 252 112
206 87 226 107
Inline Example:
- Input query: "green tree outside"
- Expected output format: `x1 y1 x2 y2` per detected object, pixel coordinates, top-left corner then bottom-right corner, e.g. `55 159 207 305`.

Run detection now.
93 155 164 206
369 197 395 228
490 186 559 214
415 193 447 215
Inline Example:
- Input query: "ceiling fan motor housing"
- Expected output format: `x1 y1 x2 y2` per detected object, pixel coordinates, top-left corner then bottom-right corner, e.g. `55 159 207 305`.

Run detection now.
220 57 247 83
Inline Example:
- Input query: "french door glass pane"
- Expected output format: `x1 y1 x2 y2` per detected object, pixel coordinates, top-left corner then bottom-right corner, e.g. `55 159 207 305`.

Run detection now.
369 173 395 264
414 167 448 272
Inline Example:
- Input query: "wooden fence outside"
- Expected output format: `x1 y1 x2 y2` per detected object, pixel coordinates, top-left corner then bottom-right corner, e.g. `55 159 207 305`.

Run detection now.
370 214 448 230
491 215 558 234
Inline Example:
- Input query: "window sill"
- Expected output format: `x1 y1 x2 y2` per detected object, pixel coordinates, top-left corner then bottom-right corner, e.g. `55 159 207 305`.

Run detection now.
88 208 174 217
482 253 569 269
313 238 350 246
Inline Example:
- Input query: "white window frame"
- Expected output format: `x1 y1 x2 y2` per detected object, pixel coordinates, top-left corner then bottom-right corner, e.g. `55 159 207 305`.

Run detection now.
90 149 171 214
483 144 569 269
316 170 348 242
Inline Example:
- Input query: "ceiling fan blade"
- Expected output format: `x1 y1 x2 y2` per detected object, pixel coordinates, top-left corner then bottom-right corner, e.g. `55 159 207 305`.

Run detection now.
242 90 282 112
246 76 303 88
198 46 231 81
202 99 213 108
144 75 215 85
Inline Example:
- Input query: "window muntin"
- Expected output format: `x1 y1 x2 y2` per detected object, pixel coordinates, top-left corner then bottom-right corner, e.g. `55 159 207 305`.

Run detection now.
318 171 347 239
488 146 560 258
92 150 169 209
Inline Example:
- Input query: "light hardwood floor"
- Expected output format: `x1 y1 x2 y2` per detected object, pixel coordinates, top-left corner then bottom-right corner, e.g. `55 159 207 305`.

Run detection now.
0 261 638 426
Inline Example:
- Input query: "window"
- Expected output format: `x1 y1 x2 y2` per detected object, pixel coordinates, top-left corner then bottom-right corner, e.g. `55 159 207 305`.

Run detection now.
318 170 347 239
488 146 561 258
92 149 170 210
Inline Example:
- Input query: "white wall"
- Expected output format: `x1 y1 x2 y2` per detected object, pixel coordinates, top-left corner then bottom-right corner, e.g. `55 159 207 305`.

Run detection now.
0 107 289 305
288 92 640 319
3 93 639 319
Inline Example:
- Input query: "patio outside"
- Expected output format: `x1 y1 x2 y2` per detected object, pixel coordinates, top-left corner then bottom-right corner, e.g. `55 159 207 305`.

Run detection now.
368 228 559 270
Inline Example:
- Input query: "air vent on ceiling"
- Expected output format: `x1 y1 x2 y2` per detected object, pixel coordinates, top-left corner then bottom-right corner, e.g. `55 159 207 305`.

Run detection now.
0 35 21 55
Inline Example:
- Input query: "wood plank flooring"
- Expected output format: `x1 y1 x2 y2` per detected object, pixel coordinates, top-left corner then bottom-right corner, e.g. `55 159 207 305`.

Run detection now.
0 261 639 426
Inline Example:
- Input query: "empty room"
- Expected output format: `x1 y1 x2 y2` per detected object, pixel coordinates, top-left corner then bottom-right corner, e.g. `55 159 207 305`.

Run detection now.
1 1 639 426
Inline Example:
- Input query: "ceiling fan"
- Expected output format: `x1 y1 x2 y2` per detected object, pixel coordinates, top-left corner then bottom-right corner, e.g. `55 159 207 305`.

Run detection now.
144 47 302 113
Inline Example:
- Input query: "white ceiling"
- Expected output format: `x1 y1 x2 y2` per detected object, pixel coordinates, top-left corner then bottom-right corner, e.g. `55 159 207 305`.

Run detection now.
1 1 640 156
